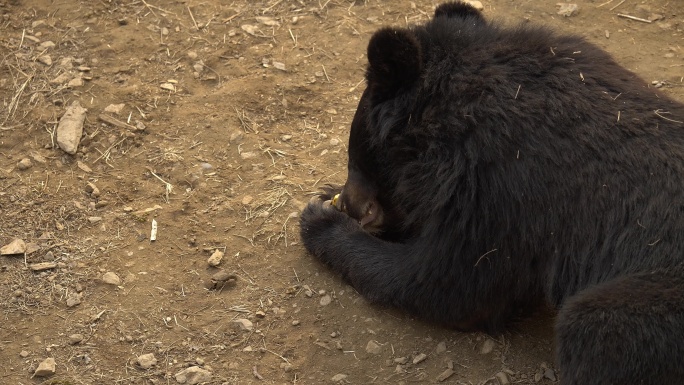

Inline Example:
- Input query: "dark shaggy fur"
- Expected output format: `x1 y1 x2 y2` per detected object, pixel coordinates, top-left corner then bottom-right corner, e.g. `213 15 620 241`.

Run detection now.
299 2 684 384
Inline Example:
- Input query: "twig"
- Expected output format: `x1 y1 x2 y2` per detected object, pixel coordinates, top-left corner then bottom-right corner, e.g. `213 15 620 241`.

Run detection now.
474 248 498 267
654 109 683 124
98 114 140 131
597 0 614 7
187 6 199 30
617 13 652 23
609 0 626 11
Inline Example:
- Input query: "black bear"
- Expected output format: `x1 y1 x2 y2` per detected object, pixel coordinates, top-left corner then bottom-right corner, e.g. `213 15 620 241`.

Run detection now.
299 2 684 384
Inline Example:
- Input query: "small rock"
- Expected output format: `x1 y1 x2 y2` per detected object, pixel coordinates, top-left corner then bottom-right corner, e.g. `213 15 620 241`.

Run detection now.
50 73 71 84
68 77 84 87
491 372 509 385
394 357 408 365
557 3 578 17
241 24 259 36
174 366 212 384
137 353 157 369
56 101 87 155
187 51 198 60
291 320 300 326
412 353 427 364
102 272 121 285
19 350 30 358
256 311 266 318
88 216 102 223
319 294 332 306
480 338 496 354
34 357 56 377
464 0 484 10
233 318 253 332
436 368 455 382
281 134 292 141
193 60 204 73
160 83 176 91
229 130 244 143
331 373 348 382
365 340 382 354
207 250 224 267
104 103 125 114
38 41 55 50
544 368 557 381
435 340 447 354
1 239 26 255
37 55 52 66
66 293 82 307
85 182 100 197
273 61 286 71
161 27 169 35
16 158 32 170
240 151 257 160
241 195 253 205
68 334 84 345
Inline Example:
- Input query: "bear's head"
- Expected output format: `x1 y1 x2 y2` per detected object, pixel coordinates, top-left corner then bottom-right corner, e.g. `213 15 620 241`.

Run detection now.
334 1 486 237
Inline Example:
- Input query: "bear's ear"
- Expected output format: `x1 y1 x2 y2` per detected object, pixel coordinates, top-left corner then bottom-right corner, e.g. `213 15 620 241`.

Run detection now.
366 27 422 102
434 1 485 22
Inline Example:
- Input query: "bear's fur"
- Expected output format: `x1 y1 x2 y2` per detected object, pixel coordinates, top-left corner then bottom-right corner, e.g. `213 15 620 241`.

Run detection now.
299 2 684 384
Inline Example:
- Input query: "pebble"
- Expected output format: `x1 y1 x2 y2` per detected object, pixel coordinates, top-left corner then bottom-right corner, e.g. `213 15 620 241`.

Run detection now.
496 371 510 385
412 353 427 364
187 51 198 60
37 55 52 66
207 250 224 267
319 294 332 306
68 77 84 87
464 0 484 10
102 272 121 285
331 373 348 382
436 368 455 382
365 340 382 354
19 350 29 357
480 338 495 354
85 182 100 197
68 334 84 345
291 320 300 326
88 217 102 223
38 41 55 50
66 293 82 307
104 103 125 114
394 357 408 365
281 134 292 141
137 353 157 369
241 195 253 205
50 73 71 84
544 368 557 381
34 357 56 377
435 340 447 354
240 151 257 160
56 101 87 155
205 270 237 290
1 239 26 255
174 366 212 384
557 3 578 17
16 158 32 170
233 318 253 332
229 130 244 143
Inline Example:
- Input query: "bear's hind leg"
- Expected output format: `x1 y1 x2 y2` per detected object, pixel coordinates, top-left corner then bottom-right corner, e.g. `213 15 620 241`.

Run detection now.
555 271 684 385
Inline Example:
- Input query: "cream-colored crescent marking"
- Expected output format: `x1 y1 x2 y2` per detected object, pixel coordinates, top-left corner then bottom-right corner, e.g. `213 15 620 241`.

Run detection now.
331 194 340 207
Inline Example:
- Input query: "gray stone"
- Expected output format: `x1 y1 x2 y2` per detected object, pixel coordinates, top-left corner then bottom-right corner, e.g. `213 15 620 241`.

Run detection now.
174 366 212 384
56 101 87 154
1 239 26 255
34 357 56 377
137 353 157 369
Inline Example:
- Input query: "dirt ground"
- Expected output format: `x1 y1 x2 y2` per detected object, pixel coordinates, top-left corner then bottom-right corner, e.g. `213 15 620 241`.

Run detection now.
0 0 682 384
